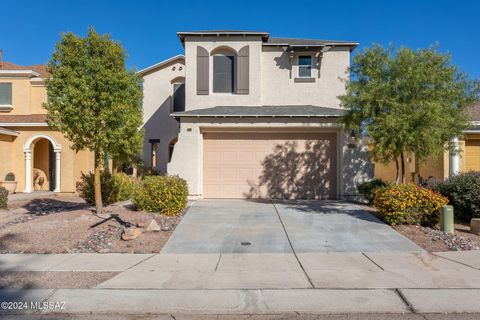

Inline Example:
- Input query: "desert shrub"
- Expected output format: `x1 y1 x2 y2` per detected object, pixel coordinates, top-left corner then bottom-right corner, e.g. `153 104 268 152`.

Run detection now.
373 183 448 226
112 172 135 201
358 179 389 204
133 175 188 215
77 170 121 206
0 186 8 209
433 171 480 222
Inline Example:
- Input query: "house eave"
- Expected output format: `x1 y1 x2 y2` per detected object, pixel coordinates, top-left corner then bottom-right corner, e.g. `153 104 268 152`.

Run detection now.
137 54 185 76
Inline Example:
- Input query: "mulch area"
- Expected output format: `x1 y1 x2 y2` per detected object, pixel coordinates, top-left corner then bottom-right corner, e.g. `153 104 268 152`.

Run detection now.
0 272 118 289
0 193 185 254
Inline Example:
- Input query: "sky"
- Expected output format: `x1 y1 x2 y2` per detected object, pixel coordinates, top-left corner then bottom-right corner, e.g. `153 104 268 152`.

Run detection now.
2 0 479 78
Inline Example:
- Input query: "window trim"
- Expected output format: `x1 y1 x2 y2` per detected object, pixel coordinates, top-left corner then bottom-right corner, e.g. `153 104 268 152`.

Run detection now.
297 55 313 78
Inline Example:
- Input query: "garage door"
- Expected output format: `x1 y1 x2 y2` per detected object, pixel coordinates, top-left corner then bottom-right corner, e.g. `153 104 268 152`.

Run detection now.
203 132 337 199
465 139 480 171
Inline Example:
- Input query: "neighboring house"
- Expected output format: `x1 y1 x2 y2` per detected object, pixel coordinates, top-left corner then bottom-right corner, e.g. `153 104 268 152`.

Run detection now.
139 30 373 200
374 102 480 183
0 56 94 193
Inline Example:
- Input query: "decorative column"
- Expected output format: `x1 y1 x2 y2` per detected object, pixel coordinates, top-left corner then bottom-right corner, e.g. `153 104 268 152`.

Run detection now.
23 148 32 193
450 137 460 176
54 150 61 192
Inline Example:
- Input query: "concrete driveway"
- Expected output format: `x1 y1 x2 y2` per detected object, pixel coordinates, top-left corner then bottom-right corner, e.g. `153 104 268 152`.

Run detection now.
161 199 422 253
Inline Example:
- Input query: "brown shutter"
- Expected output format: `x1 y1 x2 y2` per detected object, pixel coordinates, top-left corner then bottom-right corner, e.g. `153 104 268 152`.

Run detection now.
236 46 249 94
197 46 209 95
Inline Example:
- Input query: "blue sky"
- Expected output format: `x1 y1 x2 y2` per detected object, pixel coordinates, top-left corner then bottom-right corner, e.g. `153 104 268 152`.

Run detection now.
3 0 479 78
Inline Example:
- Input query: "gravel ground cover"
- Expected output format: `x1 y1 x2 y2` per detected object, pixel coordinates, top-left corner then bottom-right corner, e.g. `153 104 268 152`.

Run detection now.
359 204 480 252
0 271 118 289
0 193 184 254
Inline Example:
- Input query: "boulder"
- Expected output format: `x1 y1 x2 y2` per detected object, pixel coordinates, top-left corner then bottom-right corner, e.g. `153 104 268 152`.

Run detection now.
121 227 142 241
145 219 161 232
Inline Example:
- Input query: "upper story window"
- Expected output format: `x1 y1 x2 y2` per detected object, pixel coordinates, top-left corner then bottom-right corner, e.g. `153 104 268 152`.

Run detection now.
298 55 313 78
0 83 13 106
172 82 185 112
213 54 235 93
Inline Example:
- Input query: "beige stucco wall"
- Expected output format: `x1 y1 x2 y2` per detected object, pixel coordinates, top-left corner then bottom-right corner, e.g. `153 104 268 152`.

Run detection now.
261 46 350 107
141 58 185 173
0 78 46 115
184 36 264 109
1 128 94 193
168 118 373 199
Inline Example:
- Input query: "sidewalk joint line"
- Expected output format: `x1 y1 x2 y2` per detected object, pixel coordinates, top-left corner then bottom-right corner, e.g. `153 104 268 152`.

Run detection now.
432 253 480 271
362 252 384 270
271 200 315 289
124 254 157 271
46 253 79 271
214 254 222 272
394 288 416 314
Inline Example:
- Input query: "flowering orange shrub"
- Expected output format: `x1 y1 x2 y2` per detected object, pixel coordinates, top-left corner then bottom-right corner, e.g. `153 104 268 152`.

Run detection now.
373 183 448 226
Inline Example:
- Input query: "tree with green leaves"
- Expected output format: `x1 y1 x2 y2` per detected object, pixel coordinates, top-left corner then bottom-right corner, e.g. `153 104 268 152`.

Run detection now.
44 28 143 214
340 44 480 184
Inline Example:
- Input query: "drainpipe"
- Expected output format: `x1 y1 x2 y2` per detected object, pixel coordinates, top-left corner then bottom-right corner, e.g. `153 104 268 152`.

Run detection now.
450 137 460 176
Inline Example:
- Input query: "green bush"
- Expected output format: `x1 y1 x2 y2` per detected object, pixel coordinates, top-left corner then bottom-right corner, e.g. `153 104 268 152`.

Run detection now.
373 183 448 226
358 179 389 204
433 171 480 222
0 186 8 209
112 172 135 201
77 171 136 205
133 175 188 215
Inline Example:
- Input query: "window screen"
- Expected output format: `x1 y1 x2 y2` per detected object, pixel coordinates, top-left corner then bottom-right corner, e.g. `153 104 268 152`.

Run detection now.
213 55 235 93
173 83 185 112
298 56 312 78
0 83 12 105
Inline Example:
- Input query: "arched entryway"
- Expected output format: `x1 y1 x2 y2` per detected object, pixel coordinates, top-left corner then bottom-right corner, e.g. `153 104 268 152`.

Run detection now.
23 134 61 193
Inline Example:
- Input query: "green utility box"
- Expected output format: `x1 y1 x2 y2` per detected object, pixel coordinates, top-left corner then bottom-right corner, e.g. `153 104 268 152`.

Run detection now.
440 205 454 234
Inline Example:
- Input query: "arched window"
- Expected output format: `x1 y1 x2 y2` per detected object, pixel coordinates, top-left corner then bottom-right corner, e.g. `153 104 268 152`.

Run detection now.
212 47 236 93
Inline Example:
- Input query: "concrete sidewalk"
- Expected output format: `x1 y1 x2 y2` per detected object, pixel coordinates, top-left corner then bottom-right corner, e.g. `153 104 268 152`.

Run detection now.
1 288 480 315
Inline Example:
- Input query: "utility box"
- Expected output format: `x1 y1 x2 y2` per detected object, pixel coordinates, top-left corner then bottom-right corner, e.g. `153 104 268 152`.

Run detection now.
440 205 454 234
471 218 480 235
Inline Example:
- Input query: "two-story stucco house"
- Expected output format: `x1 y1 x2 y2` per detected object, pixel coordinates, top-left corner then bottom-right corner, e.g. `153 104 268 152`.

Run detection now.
0 57 94 193
139 30 373 200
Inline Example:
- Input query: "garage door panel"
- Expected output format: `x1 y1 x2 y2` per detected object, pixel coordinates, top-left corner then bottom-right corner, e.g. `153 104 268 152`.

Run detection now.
203 132 337 199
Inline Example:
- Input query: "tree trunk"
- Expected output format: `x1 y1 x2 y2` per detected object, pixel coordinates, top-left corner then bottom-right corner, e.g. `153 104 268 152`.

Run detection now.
94 152 103 214
395 157 401 185
400 152 406 184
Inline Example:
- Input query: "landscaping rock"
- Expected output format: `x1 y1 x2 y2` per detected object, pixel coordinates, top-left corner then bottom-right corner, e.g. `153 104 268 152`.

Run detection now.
144 219 161 232
121 227 142 241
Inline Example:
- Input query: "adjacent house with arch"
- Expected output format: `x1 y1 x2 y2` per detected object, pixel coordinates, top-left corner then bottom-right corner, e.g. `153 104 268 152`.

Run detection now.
0 59 94 193
139 30 373 200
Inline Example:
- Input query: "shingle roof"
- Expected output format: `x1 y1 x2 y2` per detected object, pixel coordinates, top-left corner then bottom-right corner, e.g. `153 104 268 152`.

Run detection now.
0 61 48 77
172 105 345 118
466 102 480 121
0 114 48 124
265 37 359 47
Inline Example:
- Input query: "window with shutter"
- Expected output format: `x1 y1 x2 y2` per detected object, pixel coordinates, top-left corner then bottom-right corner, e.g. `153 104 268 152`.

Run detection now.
213 55 235 93
0 83 12 105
